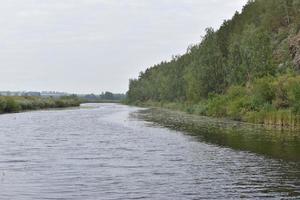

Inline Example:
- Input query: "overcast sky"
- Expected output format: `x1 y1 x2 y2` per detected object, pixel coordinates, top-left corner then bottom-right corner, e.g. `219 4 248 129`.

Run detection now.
0 0 247 94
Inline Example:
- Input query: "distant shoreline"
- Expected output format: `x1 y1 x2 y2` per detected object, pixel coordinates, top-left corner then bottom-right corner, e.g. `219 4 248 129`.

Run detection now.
81 100 122 103
0 96 80 114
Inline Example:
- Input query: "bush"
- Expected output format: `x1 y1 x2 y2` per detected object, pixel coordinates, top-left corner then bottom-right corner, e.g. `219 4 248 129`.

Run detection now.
193 101 208 115
206 95 228 117
0 96 80 114
273 74 300 114
273 76 290 109
0 97 7 113
251 76 275 106
5 98 21 113
227 96 253 120
226 85 247 99
289 82 300 114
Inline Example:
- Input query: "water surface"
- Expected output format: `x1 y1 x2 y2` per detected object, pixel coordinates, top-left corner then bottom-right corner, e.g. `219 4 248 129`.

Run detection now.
0 103 299 199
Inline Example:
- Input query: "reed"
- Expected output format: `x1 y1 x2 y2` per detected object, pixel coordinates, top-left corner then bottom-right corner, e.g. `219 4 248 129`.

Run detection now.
0 96 80 114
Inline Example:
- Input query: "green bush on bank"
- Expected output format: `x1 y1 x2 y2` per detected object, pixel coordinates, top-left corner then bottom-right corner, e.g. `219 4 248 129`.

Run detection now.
4 97 21 113
198 74 300 128
133 74 300 129
0 96 80 114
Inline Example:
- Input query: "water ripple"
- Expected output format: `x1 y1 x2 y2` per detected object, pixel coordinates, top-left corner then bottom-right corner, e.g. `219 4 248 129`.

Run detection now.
0 103 299 199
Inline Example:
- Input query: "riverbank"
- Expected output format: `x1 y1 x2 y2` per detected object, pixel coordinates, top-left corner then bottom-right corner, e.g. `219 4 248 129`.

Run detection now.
0 96 80 114
132 101 300 131
133 101 300 131
127 74 300 130
137 107 300 161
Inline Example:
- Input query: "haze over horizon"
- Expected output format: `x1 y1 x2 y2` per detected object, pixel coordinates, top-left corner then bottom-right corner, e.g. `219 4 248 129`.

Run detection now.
0 0 247 94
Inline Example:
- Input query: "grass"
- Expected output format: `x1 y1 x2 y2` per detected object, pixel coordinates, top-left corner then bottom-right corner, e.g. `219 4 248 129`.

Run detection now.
0 96 80 114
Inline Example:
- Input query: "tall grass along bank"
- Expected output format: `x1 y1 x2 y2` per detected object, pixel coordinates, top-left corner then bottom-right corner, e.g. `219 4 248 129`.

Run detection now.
0 96 80 114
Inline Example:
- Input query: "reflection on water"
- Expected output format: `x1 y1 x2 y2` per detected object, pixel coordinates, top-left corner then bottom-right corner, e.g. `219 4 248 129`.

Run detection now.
0 104 299 199
139 108 300 162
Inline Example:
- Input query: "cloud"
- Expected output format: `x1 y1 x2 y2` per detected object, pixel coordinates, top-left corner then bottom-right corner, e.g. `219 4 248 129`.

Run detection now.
0 0 247 93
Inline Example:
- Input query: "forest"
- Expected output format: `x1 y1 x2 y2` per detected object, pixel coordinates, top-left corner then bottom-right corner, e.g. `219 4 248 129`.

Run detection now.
126 0 300 128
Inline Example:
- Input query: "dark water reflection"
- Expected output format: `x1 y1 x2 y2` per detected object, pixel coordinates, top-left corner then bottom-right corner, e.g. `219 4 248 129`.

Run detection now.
0 104 299 199
139 108 300 162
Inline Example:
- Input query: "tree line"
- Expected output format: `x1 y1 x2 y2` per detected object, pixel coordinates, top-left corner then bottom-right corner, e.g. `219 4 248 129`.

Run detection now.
128 0 300 103
126 0 300 128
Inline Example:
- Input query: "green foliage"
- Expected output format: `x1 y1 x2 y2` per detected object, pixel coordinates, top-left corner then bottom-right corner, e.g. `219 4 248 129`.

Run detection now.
0 96 80 114
126 0 300 129
206 95 228 117
272 74 300 113
251 77 275 106
192 102 208 116
127 0 300 104
0 97 7 113
288 80 300 114
5 98 21 113
227 96 253 120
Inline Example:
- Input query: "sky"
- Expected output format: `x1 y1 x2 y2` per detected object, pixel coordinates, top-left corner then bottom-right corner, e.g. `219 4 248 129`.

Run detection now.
0 0 247 94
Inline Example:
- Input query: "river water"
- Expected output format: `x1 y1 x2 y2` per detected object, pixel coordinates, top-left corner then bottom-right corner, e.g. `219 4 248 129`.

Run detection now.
0 103 299 199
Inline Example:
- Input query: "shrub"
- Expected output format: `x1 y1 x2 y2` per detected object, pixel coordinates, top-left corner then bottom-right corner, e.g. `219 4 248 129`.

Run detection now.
206 95 228 117
273 76 290 109
227 96 253 120
226 85 247 99
251 76 275 106
0 97 7 113
193 101 208 115
0 96 80 113
5 98 21 113
289 82 300 114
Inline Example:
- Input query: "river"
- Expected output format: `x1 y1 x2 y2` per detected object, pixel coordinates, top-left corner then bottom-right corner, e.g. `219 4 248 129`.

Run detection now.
0 103 299 199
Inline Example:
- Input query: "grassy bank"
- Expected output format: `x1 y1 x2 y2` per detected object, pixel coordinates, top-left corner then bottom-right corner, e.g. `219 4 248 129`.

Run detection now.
130 74 300 130
0 96 80 114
